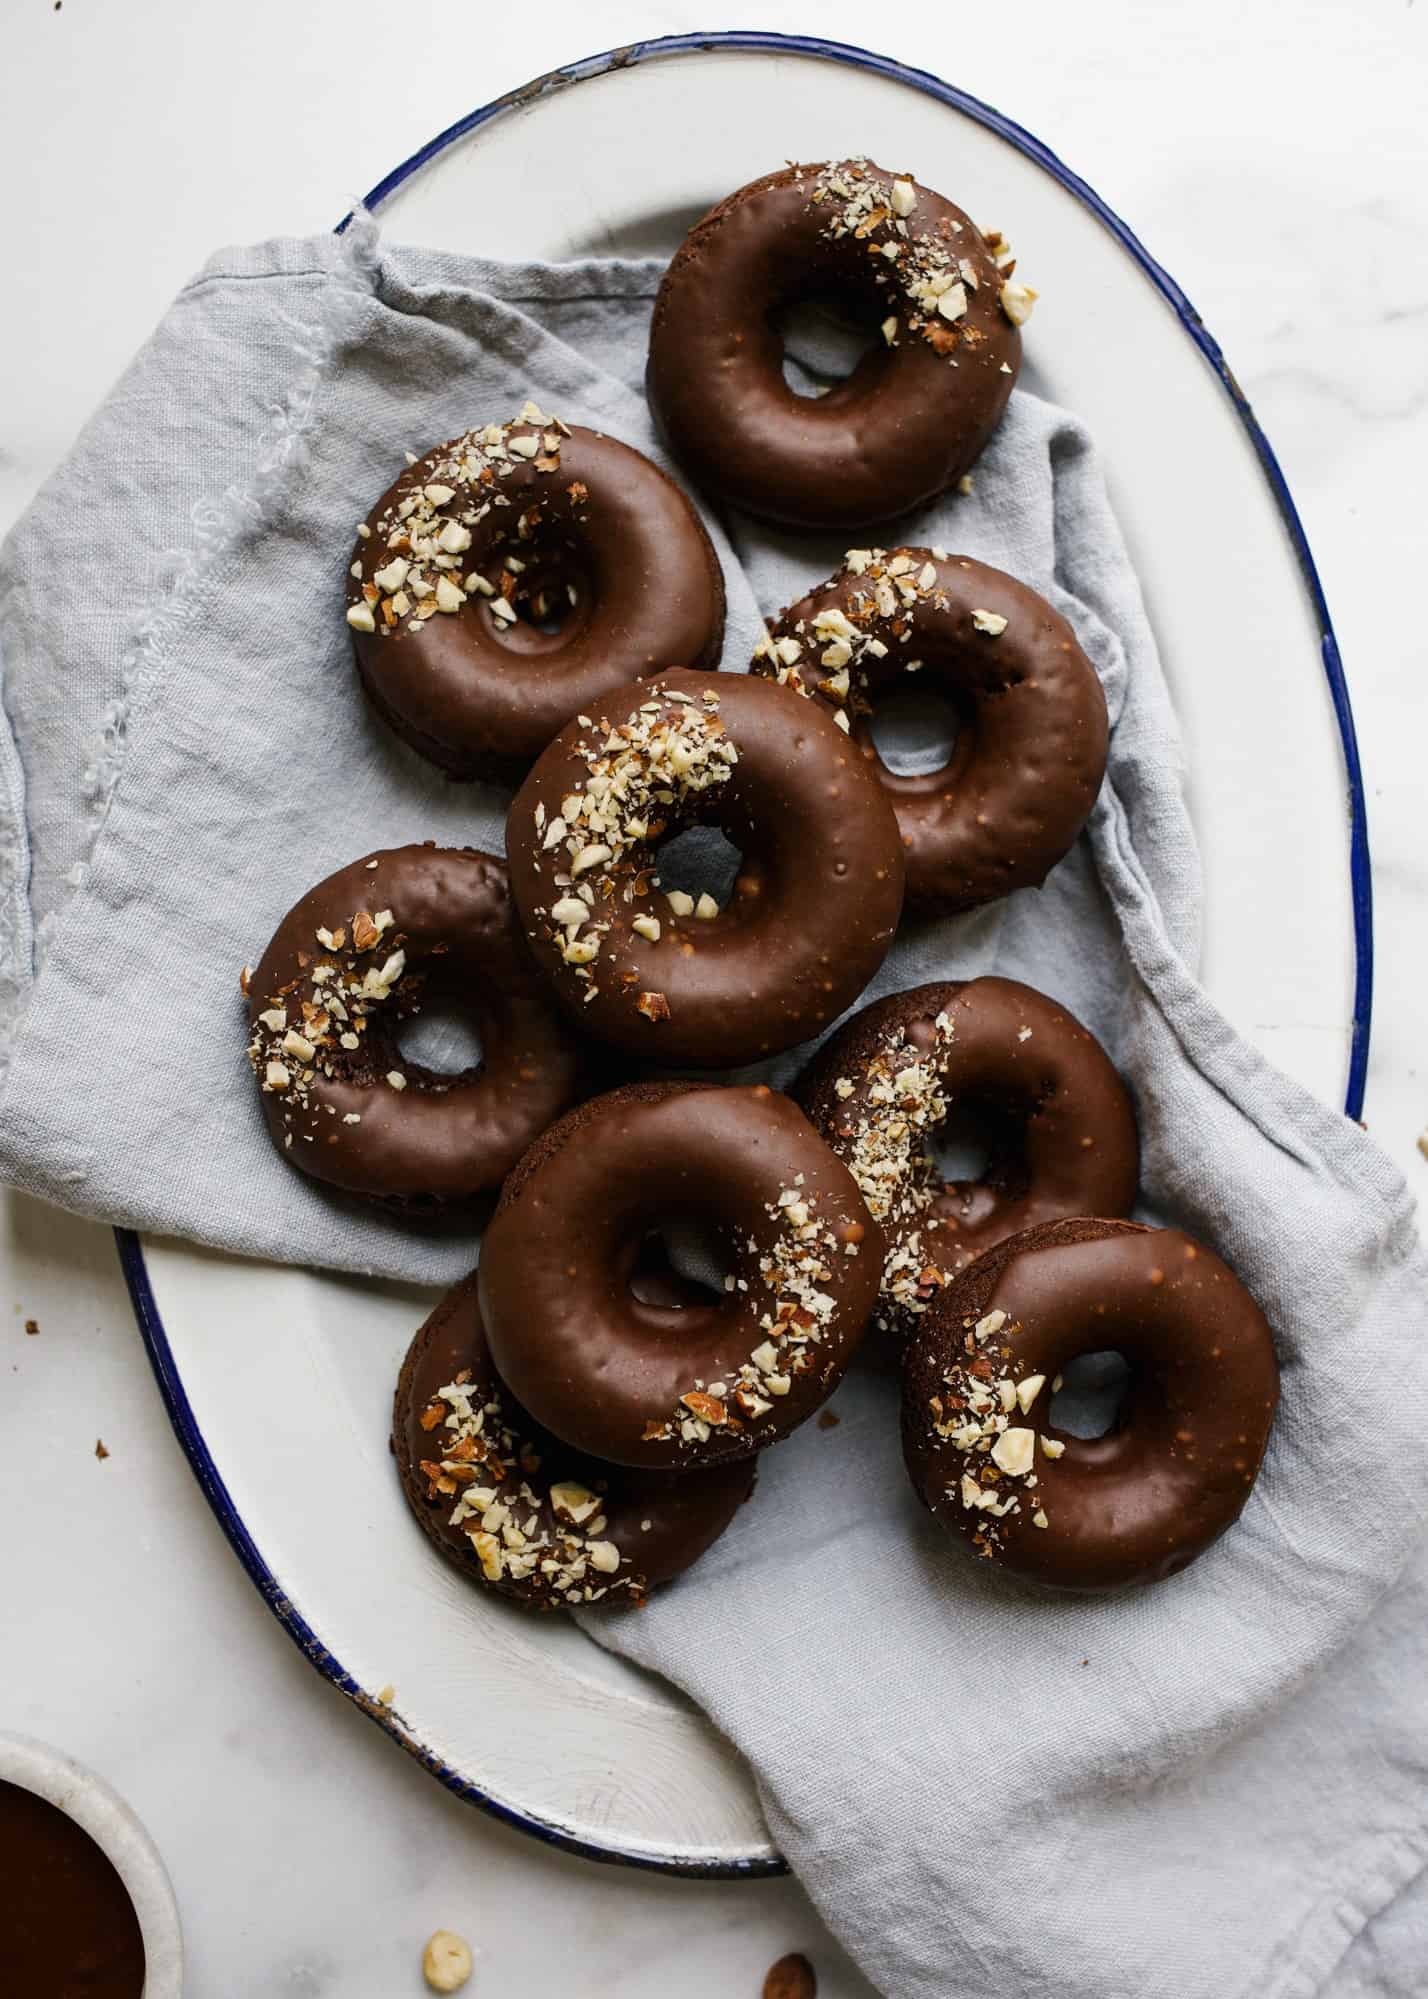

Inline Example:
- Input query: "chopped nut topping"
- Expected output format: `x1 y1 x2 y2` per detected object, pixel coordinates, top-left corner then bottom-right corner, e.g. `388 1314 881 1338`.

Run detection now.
348 406 577 640
428 1371 648 1606
971 608 1009 636
527 681 738 1011
991 1427 1035 1476
807 159 1011 365
549 1481 601 1525
1001 280 1038 326
1016 1373 1046 1414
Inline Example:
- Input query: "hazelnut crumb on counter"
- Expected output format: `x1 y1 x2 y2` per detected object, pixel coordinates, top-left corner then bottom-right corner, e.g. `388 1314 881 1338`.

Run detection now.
422 1928 474 1993
763 1951 817 1999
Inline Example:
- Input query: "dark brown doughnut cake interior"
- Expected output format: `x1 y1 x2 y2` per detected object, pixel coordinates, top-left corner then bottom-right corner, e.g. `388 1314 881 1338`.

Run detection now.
648 160 1025 529
505 668 904 1068
755 549 1107 914
798 978 1138 1332
902 1217 1280 1591
479 1080 882 1470
246 844 585 1210
347 406 725 784
395 1275 754 1610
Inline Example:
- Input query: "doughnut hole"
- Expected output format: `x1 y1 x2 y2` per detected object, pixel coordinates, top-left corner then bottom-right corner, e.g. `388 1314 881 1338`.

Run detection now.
928 1098 1026 1233
476 535 596 654
650 824 747 919
864 683 966 784
1047 1350 1133 1439
627 1219 730 1311
931 1121 991 1187
393 985 486 1083
772 289 891 399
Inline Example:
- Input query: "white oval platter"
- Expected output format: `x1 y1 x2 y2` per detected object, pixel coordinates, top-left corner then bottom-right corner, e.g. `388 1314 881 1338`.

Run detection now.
120 32 1371 1875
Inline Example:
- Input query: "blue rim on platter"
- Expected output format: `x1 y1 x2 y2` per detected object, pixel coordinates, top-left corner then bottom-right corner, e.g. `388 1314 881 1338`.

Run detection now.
121 28 1373 1878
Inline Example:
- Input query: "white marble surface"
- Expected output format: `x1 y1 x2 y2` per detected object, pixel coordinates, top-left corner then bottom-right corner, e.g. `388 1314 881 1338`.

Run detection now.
1 2 1424 1993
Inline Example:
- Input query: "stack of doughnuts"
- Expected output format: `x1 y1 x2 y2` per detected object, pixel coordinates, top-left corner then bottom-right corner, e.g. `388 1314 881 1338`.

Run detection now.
243 158 1279 1607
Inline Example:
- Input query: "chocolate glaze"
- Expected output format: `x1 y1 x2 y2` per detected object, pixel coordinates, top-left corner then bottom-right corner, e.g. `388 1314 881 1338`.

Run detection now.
647 161 1021 529
505 669 904 1068
246 845 584 1211
394 1275 754 1610
479 1081 882 1470
902 1218 1280 1590
348 414 725 784
799 979 1138 1335
755 550 1107 913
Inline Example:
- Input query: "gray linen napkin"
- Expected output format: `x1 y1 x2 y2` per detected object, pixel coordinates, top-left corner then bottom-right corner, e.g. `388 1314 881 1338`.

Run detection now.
0 224 1425 1999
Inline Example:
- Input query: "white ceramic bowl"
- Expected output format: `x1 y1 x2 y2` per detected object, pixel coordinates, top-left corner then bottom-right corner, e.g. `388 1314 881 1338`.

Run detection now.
0 1733 183 1996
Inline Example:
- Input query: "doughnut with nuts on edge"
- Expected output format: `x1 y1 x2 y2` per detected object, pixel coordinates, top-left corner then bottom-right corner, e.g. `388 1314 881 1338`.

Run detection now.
505 668 905 1068
244 844 584 1212
393 1275 755 1611
647 159 1029 529
797 978 1137 1336
478 1080 883 1471
346 403 725 784
754 549 1107 915
901 1216 1279 1590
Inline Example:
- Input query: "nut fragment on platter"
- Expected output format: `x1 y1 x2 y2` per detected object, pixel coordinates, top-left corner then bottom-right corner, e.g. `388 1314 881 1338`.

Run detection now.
763 1952 817 1999
422 1928 474 1993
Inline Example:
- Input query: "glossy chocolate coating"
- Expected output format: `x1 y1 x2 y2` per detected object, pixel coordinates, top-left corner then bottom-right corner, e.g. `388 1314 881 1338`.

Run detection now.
903 1218 1280 1590
348 418 725 783
756 551 1107 913
505 669 905 1068
0 1781 145 1999
479 1081 882 1470
394 1275 755 1610
246 845 584 1211
799 979 1138 1335
647 161 1020 529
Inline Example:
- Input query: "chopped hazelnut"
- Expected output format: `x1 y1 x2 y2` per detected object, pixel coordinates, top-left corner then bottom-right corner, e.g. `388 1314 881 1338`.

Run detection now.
1016 1374 1046 1414
1001 280 1038 326
422 1930 474 1993
991 1427 1035 1476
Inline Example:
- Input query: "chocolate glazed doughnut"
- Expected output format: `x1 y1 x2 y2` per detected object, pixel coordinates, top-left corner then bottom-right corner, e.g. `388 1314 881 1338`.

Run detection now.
478 1081 883 1470
245 845 584 1211
902 1218 1280 1590
345 405 725 783
798 979 1138 1336
505 669 904 1067
754 549 1107 913
647 160 1027 529
394 1276 755 1610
